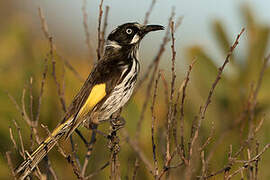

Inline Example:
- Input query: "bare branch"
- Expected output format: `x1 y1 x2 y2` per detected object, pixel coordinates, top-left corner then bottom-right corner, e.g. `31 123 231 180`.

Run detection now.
132 158 140 180
122 130 154 175
6 151 16 178
96 0 104 60
135 15 183 93
100 6 109 55
35 57 48 122
81 127 97 177
136 10 175 137
201 28 245 120
177 60 196 162
9 126 18 151
144 0 156 25
199 121 214 152
13 120 26 159
29 77 34 122
151 71 161 179
38 7 84 82
200 151 206 180
189 28 245 161
85 161 110 179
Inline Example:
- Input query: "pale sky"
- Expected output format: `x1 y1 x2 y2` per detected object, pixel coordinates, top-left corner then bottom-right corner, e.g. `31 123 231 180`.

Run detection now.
21 0 270 69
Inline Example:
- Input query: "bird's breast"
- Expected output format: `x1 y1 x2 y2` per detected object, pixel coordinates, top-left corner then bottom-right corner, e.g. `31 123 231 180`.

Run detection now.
98 58 139 121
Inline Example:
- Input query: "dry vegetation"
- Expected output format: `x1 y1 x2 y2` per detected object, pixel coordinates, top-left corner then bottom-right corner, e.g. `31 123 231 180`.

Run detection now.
3 0 270 179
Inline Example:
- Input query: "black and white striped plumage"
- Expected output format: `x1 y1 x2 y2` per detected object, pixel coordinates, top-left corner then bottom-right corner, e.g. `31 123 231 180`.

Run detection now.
15 22 164 179
98 53 140 121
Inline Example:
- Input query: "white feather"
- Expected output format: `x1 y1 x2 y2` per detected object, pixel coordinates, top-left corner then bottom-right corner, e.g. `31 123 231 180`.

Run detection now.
105 40 122 49
130 34 140 44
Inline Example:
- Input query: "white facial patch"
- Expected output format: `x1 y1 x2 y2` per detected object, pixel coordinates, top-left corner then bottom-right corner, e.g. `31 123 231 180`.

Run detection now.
134 23 143 29
130 34 140 44
105 40 122 49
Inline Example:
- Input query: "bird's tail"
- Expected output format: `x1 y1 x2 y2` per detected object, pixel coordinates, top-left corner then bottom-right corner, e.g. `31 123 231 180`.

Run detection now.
15 119 73 180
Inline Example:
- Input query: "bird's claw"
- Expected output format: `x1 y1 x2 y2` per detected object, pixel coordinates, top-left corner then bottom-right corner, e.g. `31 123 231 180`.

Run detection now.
110 116 126 131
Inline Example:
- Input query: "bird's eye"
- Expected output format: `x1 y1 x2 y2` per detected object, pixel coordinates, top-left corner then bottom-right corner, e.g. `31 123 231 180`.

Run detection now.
126 28 133 34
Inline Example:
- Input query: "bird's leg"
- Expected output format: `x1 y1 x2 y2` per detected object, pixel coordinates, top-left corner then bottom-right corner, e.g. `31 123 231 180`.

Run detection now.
110 116 126 132
75 129 88 146
109 108 125 132
107 116 126 144
82 108 126 141
107 109 125 154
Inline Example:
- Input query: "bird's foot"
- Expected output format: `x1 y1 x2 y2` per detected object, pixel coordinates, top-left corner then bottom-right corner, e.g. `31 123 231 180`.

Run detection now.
110 116 126 132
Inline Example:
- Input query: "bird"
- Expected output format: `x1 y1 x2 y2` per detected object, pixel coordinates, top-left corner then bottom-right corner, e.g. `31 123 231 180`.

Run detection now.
15 22 164 179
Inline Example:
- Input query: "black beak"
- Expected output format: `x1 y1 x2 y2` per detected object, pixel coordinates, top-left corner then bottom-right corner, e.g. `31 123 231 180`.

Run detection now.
143 24 164 34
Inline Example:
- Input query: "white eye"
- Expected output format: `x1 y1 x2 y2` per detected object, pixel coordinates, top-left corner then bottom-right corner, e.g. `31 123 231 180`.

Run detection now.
126 28 133 34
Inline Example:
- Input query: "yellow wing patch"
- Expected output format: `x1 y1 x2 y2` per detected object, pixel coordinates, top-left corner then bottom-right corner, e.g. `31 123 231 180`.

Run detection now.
77 83 107 119
41 84 106 143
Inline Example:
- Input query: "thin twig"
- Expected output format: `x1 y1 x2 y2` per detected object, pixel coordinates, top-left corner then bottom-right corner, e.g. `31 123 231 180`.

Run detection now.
151 71 161 179
41 124 83 179
160 72 169 107
204 140 269 179
248 54 270 139
207 53 269 164
38 7 84 82
6 151 16 178
157 148 181 180
201 28 245 120
163 21 177 178
70 135 82 171
251 54 270 111
96 0 104 60
7 90 31 125
50 37 67 112
9 126 18 151
189 28 245 161
85 161 110 179
122 130 154 175
225 144 270 180
35 57 48 122
132 158 140 180
136 10 175 137
13 120 25 159
81 128 97 177
200 151 206 180
255 142 259 180
29 77 34 122
199 122 215 152
143 0 157 25
100 6 109 55
135 15 183 93
177 60 196 162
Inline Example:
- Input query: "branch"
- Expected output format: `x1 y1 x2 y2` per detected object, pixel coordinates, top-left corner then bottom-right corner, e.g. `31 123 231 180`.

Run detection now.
100 6 109 55
96 0 104 60
143 0 156 25
38 7 84 82
136 9 175 137
188 28 245 162
151 71 161 179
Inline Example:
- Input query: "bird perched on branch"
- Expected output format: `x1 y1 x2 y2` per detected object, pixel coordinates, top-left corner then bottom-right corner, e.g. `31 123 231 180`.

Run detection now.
15 22 164 179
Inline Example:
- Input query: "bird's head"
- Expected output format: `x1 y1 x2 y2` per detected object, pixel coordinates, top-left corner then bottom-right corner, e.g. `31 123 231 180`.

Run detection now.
106 22 164 48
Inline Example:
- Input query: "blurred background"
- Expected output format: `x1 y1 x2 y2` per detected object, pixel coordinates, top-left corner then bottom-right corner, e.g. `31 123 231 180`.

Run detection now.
0 0 270 179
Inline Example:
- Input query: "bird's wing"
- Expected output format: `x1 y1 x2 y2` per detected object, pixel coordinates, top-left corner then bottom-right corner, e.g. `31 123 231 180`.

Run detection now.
15 59 123 179
63 59 123 137
64 83 106 137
